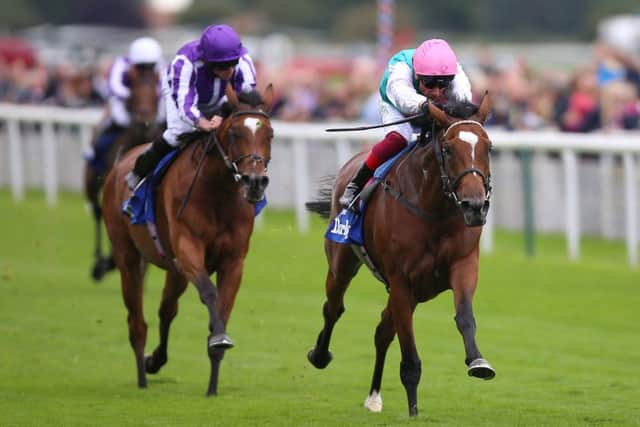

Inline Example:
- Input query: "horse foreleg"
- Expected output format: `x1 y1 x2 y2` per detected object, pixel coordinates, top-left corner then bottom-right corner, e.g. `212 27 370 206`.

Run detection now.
450 256 496 380
145 268 188 375
308 243 360 369
85 167 108 281
175 237 231 395
364 306 395 413
390 282 420 417
204 258 244 396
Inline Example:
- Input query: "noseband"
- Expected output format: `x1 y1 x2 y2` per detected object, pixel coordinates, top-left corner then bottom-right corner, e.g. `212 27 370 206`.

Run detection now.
433 120 492 206
211 110 271 182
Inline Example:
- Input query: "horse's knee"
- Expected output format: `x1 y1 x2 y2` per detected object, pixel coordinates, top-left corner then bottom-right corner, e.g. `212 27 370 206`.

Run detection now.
322 301 345 321
400 357 421 388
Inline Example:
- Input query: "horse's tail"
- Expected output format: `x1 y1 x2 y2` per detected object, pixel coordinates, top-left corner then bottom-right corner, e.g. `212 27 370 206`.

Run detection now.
305 176 334 219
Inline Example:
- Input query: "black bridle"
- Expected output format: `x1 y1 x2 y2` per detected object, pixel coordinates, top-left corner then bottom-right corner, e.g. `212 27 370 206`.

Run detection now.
211 110 271 182
176 109 271 219
433 120 492 206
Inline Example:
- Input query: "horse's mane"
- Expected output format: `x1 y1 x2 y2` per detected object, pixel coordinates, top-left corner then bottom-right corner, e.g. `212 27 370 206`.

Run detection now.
440 99 479 119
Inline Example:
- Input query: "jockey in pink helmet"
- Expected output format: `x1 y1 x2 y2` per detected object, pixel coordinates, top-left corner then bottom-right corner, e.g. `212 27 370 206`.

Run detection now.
126 24 256 190
339 39 473 210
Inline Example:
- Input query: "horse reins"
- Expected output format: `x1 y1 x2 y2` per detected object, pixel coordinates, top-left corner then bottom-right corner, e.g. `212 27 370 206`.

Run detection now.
177 109 270 219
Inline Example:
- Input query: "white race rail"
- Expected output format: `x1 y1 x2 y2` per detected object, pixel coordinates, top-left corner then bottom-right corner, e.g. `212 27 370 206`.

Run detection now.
2 103 640 265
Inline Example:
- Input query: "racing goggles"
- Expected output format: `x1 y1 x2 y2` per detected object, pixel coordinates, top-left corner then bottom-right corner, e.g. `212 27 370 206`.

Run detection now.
418 75 455 89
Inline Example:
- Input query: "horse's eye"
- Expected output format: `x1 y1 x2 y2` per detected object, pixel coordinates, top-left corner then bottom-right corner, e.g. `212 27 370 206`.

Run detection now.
443 144 452 156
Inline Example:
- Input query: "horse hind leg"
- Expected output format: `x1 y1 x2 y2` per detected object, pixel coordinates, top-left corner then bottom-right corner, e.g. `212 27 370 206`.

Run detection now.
116 248 148 388
145 268 188 374
364 306 395 413
308 244 361 369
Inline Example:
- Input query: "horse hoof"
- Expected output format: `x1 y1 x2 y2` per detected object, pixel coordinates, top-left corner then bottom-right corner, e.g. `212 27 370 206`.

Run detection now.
307 348 333 369
467 358 496 380
409 405 418 417
208 333 234 349
144 352 167 374
364 391 383 412
91 263 105 282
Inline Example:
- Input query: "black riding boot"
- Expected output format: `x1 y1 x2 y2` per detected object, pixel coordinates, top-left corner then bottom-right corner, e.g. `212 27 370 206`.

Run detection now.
125 137 174 190
339 163 374 210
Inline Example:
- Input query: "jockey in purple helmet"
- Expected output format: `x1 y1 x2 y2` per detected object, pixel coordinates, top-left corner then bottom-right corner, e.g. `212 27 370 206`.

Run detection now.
85 37 165 175
125 24 257 190
339 39 473 210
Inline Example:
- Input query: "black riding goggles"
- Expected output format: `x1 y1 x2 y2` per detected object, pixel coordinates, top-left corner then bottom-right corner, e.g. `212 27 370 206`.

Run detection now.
418 75 455 89
210 59 239 70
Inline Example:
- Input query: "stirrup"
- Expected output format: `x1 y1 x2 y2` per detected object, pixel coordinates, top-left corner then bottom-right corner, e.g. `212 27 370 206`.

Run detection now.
125 171 144 191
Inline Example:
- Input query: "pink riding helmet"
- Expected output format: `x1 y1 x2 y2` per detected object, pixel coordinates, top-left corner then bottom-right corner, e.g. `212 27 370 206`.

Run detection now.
413 39 458 76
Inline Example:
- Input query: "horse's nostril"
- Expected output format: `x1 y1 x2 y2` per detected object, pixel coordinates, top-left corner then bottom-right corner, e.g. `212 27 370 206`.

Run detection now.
240 175 251 185
260 176 269 187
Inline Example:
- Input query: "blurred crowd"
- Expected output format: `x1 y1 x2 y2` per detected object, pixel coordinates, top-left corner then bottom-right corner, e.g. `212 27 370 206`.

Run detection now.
1 37 640 132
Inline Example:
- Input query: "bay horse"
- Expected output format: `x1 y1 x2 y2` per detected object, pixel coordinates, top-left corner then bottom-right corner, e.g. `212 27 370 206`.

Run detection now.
102 85 273 395
306 95 495 416
85 64 163 281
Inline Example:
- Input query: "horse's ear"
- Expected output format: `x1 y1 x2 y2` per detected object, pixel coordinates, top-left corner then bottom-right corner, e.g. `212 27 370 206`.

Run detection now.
261 83 274 113
225 83 240 109
427 102 454 128
476 91 491 124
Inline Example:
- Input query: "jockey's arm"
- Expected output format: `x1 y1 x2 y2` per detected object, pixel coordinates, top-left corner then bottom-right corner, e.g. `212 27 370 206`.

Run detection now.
108 56 131 100
170 56 202 127
385 62 427 116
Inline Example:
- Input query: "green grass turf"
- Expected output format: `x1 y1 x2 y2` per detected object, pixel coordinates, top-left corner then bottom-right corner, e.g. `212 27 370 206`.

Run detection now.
0 191 639 426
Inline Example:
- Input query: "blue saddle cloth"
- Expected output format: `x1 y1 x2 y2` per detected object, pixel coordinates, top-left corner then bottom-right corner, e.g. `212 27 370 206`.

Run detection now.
325 142 415 245
122 150 266 225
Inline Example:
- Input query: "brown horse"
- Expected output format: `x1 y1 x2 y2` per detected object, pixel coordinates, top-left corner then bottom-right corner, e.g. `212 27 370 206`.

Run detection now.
85 65 163 281
306 95 495 416
102 85 273 395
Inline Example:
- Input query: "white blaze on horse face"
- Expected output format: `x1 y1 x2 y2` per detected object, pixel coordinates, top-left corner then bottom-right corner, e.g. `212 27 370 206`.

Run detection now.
458 130 479 163
243 117 261 137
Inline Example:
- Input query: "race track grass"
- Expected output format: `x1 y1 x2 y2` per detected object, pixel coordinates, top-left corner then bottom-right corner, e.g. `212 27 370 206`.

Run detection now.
0 190 639 426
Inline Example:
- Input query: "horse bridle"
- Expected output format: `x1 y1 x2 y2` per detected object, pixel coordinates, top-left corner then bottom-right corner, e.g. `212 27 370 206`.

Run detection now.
211 110 271 182
433 120 492 206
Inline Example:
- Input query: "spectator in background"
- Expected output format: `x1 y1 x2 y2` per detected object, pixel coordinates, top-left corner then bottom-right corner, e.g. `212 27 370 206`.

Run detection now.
556 66 600 132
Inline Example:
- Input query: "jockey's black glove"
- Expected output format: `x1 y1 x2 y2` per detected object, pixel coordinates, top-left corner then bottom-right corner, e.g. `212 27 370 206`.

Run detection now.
411 100 434 128
420 99 431 115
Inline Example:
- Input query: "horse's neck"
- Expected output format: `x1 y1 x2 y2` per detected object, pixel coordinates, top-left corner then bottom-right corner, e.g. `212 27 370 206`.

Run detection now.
396 144 451 212
184 140 239 193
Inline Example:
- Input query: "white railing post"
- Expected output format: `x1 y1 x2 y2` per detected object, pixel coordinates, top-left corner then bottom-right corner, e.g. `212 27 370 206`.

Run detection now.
481 201 494 253
623 153 638 267
41 121 58 206
336 138 352 168
293 138 310 232
563 149 580 261
7 119 25 202
599 154 615 239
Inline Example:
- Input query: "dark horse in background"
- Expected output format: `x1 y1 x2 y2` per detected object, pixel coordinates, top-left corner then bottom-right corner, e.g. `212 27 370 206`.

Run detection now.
85 65 163 281
102 86 273 395
306 95 495 416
